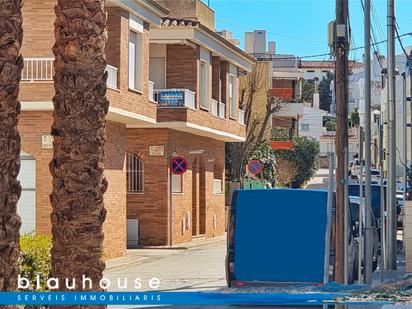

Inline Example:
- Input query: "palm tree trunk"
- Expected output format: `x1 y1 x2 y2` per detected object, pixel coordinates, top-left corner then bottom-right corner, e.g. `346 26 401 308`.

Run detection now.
0 0 23 300
50 0 109 303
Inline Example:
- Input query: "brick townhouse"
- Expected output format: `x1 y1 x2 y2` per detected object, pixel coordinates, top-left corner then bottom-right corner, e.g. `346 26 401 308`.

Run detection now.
17 0 255 258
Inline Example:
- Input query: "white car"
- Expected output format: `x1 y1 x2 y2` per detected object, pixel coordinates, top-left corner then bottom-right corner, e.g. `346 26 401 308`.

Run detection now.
361 168 380 184
351 159 365 179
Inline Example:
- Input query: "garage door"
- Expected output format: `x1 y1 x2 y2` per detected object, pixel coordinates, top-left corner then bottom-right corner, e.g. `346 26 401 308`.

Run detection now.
17 152 36 235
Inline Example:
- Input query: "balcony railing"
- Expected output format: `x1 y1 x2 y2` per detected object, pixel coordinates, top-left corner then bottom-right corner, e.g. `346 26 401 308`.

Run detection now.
211 99 218 116
148 81 155 102
218 102 225 119
22 57 118 89
238 109 245 125
22 58 54 81
105 65 118 89
154 89 196 109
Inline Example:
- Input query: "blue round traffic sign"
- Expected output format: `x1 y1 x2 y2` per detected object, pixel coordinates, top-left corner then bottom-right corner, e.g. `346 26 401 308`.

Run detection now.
247 160 263 176
170 156 189 175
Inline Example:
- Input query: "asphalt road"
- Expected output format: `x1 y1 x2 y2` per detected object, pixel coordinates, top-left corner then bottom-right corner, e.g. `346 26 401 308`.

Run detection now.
105 238 227 293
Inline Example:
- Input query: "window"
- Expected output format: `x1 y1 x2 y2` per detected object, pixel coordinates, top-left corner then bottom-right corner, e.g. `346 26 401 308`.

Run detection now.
300 123 310 131
229 75 236 118
172 174 182 193
128 30 143 91
127 153 144 193
200 61 209 109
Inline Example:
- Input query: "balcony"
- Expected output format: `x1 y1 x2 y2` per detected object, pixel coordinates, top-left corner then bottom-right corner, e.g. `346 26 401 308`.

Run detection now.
238 109 245 125
211 99 218 116
105 65 118 89
154 89 196 109
22 58 54 82
218 102 225 119
21 57 119 90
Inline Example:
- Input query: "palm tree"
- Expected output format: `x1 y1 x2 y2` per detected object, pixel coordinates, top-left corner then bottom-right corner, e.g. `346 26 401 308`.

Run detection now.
50 0 109 295
0 0 23 296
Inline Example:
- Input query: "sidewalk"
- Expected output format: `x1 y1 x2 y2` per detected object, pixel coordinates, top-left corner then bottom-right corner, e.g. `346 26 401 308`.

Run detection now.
105 235 226 271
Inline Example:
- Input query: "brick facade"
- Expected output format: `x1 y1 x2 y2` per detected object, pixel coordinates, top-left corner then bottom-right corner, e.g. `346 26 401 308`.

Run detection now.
19 112 127 259
19 0 250 258
126 129 225 246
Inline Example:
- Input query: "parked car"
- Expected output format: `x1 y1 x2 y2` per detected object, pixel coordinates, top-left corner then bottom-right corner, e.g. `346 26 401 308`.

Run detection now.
370 169 381 184
350 159 365 179
349 196 380 271
226 189 359 287
397 191 405 228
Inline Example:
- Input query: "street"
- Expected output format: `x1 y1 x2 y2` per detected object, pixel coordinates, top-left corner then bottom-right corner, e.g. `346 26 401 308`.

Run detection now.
104 238 227 293
306 168 330 189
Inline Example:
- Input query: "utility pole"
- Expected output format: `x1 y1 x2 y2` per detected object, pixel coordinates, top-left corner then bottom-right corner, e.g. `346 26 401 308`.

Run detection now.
363 0 373 285
402 72 407 205
387 0 397 270
334 0 349 284
358 127 364 284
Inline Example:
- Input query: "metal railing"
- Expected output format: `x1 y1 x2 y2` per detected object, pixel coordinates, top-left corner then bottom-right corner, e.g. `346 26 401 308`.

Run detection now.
22 58 119 90
22 58 54 81
154 89 196 109
148 81 155 102
238 109 245 125
218 102 225 118
105 65 118 89
211 99 218 116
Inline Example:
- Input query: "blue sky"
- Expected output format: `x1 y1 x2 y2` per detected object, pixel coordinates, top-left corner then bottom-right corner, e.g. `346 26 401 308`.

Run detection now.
206 0 412 61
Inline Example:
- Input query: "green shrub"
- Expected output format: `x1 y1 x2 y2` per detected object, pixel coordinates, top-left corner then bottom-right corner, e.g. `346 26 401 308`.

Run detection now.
248 142 277 186
275 136 320 188
19 233 52 291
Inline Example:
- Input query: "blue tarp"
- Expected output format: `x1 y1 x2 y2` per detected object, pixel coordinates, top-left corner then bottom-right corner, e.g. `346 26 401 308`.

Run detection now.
233 189 328 283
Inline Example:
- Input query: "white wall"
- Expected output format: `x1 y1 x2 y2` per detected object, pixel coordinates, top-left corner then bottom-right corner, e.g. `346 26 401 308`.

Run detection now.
299 105 326 141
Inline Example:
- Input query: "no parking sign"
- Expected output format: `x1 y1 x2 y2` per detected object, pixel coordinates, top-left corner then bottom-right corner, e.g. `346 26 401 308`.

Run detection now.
247 160 263 176
170 156 189 175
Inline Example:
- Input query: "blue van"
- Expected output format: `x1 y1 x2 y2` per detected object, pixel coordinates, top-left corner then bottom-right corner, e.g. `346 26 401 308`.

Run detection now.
226 189 359 287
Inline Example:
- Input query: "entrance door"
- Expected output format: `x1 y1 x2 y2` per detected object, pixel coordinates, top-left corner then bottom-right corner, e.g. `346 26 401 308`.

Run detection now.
192 158 200 236
17 151 36 234
199 160 207 235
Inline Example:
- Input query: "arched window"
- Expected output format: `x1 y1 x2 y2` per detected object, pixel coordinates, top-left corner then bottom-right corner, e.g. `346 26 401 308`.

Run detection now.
127 153 144 193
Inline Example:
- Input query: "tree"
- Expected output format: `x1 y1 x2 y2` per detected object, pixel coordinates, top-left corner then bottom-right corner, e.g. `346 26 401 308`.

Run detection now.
276 158 298 188
319 72 334 112
350 108 360 127
226 63 284 181
248 142 277 186
275 136 320 188
0 0 23 296
49 0 108 298
325 119 336 131
301 80 315 104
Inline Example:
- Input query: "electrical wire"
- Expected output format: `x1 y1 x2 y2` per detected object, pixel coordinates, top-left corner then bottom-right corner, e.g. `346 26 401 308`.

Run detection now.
394 20 411 60
215 19 327 44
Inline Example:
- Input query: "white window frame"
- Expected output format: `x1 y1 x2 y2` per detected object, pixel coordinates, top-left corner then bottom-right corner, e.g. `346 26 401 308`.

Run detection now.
128 30 144 92
127 153 144 193
229 75 237 119
200 60 210 110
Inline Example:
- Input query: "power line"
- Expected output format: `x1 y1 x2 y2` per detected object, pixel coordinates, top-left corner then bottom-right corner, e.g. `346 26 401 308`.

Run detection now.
394 21 411 60
253 32 412 61
215 18 327 44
